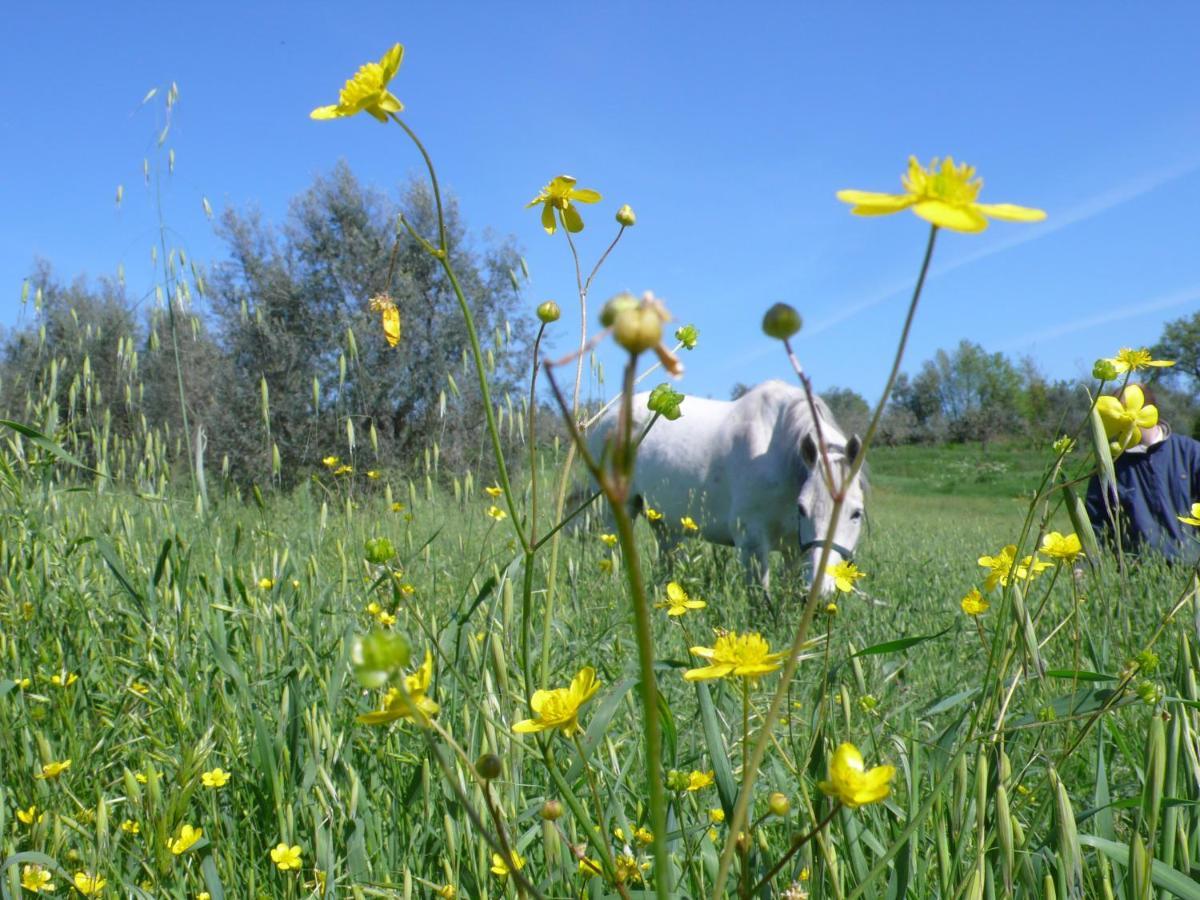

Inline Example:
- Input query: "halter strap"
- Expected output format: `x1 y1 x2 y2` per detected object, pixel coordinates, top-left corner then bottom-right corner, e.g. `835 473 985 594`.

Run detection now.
797 507 854 561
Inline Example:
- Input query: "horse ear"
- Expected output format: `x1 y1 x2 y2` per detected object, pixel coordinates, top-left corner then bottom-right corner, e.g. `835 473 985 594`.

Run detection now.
846 433 862 463
800 433 819 468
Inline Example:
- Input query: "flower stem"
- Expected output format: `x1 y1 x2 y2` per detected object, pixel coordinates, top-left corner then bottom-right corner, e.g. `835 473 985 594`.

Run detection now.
752 802 841 894
709 224 940 900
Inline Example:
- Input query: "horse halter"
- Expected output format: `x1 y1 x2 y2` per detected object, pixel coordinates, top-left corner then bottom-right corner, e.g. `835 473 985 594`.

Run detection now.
797 509 856 562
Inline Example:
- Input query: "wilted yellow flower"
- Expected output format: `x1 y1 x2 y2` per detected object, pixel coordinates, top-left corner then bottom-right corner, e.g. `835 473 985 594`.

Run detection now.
960 588 989 616
17 804 43 825
51 672 78 687
438 885 457 898
837 156 1046 233
598 558 614 574
73 871 106 896
168 824 203 855
513 667 601 737
1097 384 1158 453
687 769 715 791
201 767 231 788
130 681 150 696
1178 503 1200 526
645 506 663 522
685 631 784 681
817 742 895 808
614 852 648 885
311 43 404 122
357 650 439 726
599 533 618 548
391 501 405 512
369 294 401 348
828 561 865 593
1107 348 1174 374
484 484 503 498
1041 532 1083 563
486 505 507 521
37 759 71 779
680 516 699 532
21 864 54 893
490 850 526 878
657 581 706 616
270 843 303 871
526 175 601 234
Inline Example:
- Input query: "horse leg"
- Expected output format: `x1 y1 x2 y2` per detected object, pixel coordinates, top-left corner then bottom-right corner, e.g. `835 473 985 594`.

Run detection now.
739 536 774 614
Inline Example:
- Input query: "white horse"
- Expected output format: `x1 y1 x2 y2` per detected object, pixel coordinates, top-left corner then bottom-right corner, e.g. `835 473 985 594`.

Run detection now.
589 380 866 597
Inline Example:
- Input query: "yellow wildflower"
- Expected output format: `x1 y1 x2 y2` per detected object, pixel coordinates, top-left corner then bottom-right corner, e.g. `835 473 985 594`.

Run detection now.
513 667 601 737
15 676 31 689
322 455 340 468
201 767 231 788
614 852 648 885
369 294 401 348
486 505 507 521
130 681 150 696
680 516 699 532
658 581 706 616
490 850 526 878
837 156 1046 233
365 601 382 617
633 826 653 845
484 484 503 498
526 175 602 234
960 588 989 616
51 672 78 687
685 631 784 681
366 469 381 479
357 650 439 726
599 533 618 548
17 804 43 825
687 770 716 791
817 742 895 808
438 885 457 898
258 577 275 590
828 561 865 593
21 864 54 893
645 506 663 522
120 819 140 834
311 43 404 122
1107 348 1174 374
199 893 211 900
578 857 602 879
709 808 725 823
1178 502 1200 526
391 501 405 512
977 545 1050 591
333 464 354 476
1097 384 1158 454
73 871 107 896
37 759 71 779
377 611 397 627
598 558 614 574
825 602 839 615
270 843 303 871
135 772 148 784
1041 532 1083 563
168 823 203 855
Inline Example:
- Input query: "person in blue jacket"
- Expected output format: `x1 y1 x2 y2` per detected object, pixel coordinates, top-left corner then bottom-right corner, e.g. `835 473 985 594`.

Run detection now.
1085 385 1200 564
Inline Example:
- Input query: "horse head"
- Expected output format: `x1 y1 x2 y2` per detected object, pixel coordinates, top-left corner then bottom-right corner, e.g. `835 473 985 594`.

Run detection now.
797 431 866 595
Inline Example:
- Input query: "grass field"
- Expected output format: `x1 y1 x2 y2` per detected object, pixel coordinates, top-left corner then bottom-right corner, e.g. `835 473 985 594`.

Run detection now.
2 431 1197 899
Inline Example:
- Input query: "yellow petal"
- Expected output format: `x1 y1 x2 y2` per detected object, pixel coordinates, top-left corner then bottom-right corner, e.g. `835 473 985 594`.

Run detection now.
541 203 557 234
1122 384 1145 411
379 44 405 81
835 190 915 215
562 204 584 233
512 718 545 734
382 307 401 347
375 92 404 115
912 200 988 233
310 105 342 120
974 202 1047 223
569 188 602 204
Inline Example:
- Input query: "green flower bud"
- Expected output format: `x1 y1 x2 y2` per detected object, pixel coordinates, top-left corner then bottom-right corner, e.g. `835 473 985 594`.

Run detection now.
364 537 396 565
648 383 685 421
762 303 802 340
599 292 639 328
537 301 561 324
475 753 503 780
1092 358 1118 381
539 799 564 821
674 324 699 350
616 204 636 227
767 792 790 817
613 305 664 355
1036 705 1056 723
350 630 411 688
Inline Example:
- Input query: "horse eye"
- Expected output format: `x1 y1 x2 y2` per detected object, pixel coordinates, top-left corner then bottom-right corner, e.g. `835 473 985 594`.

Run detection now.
797 503 809 519
850 509 864 521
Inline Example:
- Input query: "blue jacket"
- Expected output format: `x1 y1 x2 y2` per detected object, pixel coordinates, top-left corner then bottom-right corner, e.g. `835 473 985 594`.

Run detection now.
1085 433 1200 563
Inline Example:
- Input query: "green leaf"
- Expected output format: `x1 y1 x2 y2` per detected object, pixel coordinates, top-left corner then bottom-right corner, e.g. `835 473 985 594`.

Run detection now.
1044 669 1118 682
1079 834 1200 899
200 854 226 900
852 625 952 658
565 676 638 782
0 419 93 472
695 682 738 816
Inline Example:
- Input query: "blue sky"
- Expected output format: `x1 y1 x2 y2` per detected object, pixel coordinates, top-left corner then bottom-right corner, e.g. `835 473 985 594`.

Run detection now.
4 2 1200 405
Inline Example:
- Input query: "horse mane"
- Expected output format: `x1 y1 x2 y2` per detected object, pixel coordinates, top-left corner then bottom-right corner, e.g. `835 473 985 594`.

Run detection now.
769 382 870 491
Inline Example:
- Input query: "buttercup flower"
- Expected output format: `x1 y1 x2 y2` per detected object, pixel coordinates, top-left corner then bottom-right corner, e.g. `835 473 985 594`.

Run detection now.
578 857 602 879
490 850 526 878
37 759 71 779
837 156 1046 233
1040 532 1083 563
817 742 895 808
270 843 303 871
258 577 275 590
1107 348 1174 374
685 631 784 681
21 864 54 893
486 505 507 521
827 561 865 593
1097 384 1158 453
658 581 706 616
51 672 78 687
680 516 699 532
369 294 401 348
1178 503 1200 526
120 819 140 834
357 650 439 726
73 871 107 896
484 484 503 498
168 824 203 855
599 533 618 548
513 667 601 737
526 175 601 234
201 767 231 788
977 545 1050 591
438 885 457 898
17 804 43 825
960 588 989 616
322 455 340 468
645 506 663 522
310 44 404 122
687 770 715 791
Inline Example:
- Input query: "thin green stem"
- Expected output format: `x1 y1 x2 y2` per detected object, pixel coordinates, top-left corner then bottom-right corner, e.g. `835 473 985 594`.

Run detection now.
753 802 841 894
